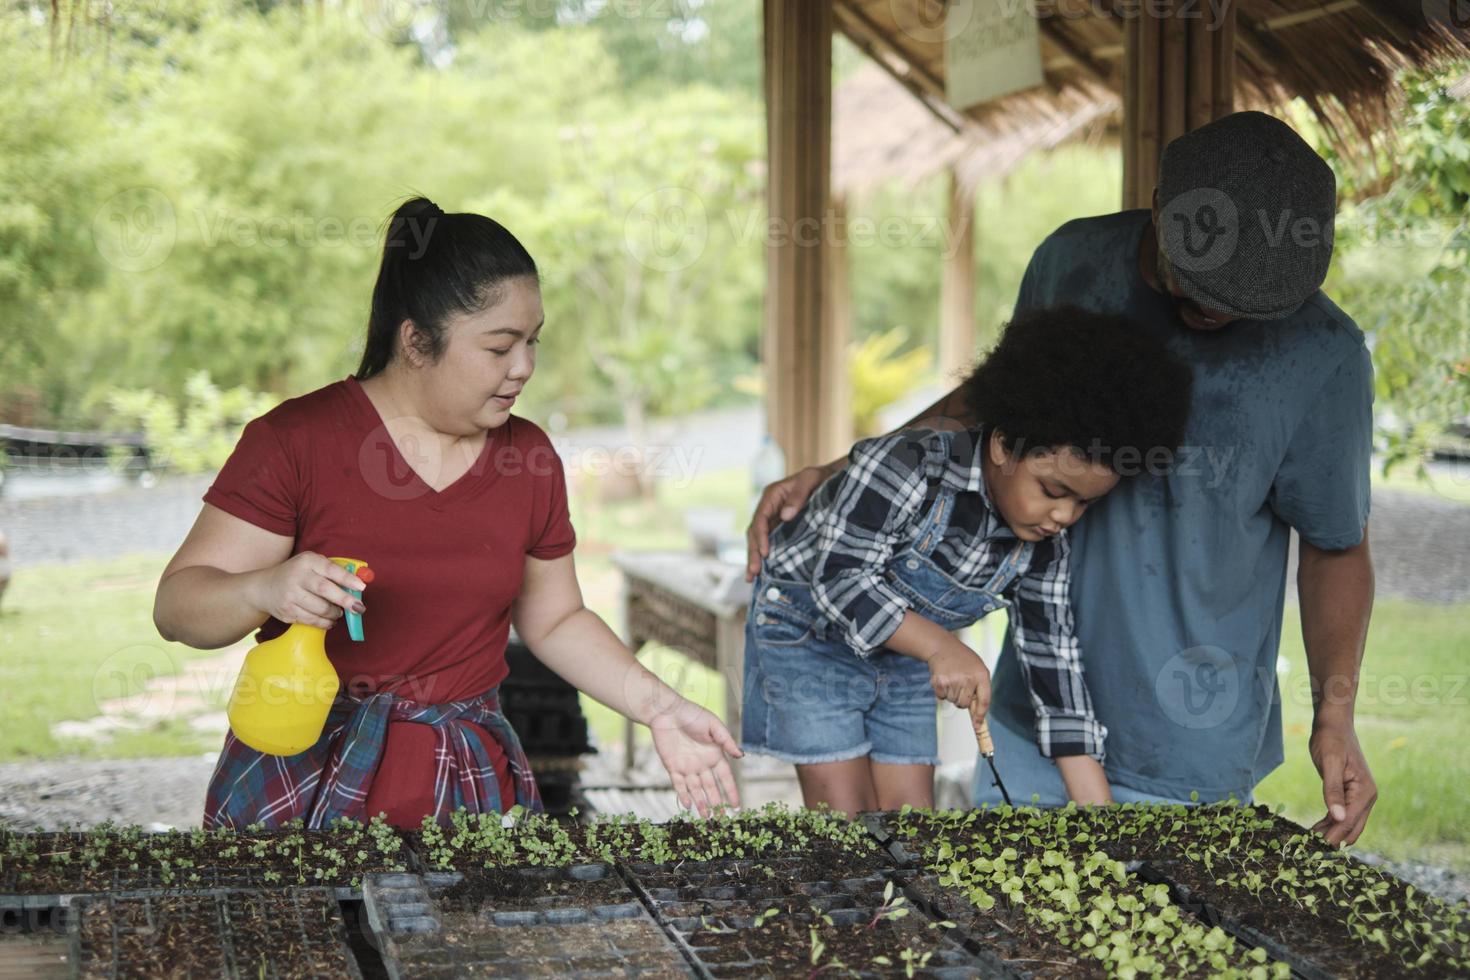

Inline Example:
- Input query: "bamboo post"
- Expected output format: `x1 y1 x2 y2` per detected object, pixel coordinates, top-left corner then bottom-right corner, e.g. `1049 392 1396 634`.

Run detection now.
1123 0 1237 209
1162 0 1189 147
826 192 854 457
1187 0 1216 131
1212 0 1237 118
1135 0 1162 208
1122 10 1141 208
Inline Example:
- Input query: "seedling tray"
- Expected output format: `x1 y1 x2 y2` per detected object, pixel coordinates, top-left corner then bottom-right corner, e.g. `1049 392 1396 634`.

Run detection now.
363 870 693 978
666 889 1015 979
623 851 902 927
431 863 645 922
67 887 363 979
620 850 1016 979
897 870 1107 979
1139 858 1470 980
0 826 413 933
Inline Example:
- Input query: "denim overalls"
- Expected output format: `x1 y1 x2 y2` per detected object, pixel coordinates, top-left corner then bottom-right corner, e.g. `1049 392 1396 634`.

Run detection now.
741 483 1033 766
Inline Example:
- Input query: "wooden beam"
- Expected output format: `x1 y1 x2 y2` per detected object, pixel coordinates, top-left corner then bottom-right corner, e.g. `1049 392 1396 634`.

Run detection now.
938 169 977 380
833 1 964 132
763 0 843 471
832 0 948 103
1258 0 1359 31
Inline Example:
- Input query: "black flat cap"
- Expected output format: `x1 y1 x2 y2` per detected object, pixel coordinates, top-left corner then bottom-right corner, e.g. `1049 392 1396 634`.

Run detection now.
1157 111 1336 320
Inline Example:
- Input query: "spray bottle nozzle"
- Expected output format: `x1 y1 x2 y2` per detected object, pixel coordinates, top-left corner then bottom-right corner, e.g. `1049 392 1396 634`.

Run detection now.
328 557 372 642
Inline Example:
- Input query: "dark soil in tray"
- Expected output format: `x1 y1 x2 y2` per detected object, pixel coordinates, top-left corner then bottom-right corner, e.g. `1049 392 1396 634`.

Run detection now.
627 844 900 927
391 914 692 977
2 821 410 894
71 888 362 979
1149 855 1470 979
434 864 634 913
682 907 983 978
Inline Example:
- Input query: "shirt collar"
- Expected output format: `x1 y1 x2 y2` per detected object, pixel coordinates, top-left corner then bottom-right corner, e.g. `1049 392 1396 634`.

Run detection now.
941 426 1012 540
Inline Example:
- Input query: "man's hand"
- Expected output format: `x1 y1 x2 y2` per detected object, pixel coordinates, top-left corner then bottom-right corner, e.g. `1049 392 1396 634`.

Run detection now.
744 464 837 581
649 701 743 817
1308 720 1377 846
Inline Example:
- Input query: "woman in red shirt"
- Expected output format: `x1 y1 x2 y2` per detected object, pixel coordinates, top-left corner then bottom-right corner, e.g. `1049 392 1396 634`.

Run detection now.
154 197 741 829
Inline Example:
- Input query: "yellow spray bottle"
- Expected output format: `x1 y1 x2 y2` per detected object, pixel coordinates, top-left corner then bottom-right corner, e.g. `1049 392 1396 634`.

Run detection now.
226 557 373 756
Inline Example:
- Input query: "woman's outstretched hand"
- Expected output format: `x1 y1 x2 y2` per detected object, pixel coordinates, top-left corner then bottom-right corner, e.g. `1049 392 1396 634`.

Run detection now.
649 700 743 817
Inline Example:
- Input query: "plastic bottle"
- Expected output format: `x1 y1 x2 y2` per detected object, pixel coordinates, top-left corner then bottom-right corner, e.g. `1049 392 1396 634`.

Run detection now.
225 557 372 756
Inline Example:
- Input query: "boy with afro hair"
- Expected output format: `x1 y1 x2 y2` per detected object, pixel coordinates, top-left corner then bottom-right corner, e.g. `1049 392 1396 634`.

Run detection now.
741 305 1193 815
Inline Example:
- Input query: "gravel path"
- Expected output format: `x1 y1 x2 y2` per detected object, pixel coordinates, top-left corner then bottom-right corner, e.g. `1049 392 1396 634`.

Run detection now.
4 472 1466 604
0 756 218 832
0 475 212 567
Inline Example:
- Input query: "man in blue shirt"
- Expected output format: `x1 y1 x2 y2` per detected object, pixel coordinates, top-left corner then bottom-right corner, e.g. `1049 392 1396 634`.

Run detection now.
746 111 1377 847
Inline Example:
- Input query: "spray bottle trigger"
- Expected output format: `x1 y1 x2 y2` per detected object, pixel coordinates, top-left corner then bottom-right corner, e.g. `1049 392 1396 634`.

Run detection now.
333 557 368 642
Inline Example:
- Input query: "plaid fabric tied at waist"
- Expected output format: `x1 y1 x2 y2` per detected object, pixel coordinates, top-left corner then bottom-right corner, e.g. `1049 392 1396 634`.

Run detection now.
203 685 542 830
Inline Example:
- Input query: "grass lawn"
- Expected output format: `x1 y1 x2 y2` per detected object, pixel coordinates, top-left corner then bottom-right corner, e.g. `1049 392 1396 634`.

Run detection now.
0 553 224 760
2 466 1466 872
1256 600 1470 872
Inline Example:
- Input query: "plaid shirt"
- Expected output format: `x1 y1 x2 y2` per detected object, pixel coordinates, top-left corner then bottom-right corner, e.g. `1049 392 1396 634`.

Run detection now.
203 686 541 830
765 428 1107 761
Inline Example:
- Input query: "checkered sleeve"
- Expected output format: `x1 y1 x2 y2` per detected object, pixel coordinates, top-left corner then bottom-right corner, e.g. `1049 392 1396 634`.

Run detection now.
1009 533 1108 761
808 432 931 658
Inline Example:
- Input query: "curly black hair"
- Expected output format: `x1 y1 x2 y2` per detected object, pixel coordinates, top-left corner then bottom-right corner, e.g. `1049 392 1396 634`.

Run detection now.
961 305 1194 472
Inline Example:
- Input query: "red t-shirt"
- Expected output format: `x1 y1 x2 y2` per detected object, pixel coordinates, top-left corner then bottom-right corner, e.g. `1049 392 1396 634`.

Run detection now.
204 376 576 824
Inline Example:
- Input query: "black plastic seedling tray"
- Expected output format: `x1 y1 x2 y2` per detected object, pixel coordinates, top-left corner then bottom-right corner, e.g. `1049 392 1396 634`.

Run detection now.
364 867 696 979
67 887 363 979
621 852 1019 979
0 828 416 934
897 870 1106 980
1137 861 1361 980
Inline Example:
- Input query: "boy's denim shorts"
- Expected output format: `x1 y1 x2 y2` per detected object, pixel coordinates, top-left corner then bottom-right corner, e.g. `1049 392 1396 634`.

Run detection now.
740 574 939 766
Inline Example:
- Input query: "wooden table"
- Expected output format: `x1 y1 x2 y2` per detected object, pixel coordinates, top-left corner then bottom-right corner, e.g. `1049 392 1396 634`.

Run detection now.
611 551 752 794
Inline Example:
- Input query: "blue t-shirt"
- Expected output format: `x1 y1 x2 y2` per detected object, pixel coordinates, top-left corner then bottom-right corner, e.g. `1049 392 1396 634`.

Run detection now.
988 209 1374 801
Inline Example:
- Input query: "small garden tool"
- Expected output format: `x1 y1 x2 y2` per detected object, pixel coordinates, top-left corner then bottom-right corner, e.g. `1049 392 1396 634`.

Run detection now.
975 717 1013 806
226 557 372 756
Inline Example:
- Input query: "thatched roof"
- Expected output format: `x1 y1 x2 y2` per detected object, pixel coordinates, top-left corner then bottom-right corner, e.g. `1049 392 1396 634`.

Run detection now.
834 0 1470 161
834 61 1119 196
